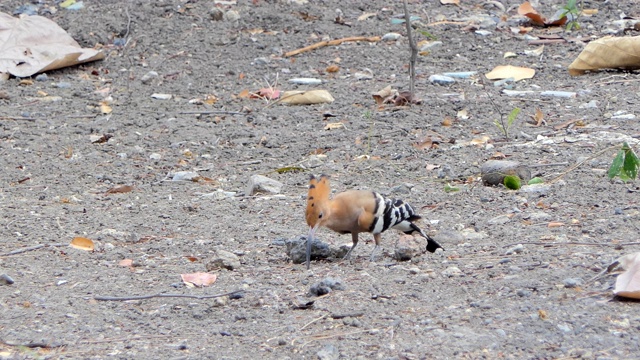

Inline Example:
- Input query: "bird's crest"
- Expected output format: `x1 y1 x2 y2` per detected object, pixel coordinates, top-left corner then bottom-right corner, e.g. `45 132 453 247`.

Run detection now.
306 174 331 227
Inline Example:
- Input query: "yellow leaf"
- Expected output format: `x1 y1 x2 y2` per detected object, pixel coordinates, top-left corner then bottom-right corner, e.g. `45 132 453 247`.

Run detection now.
100 102 112 114
280 89 334 105
60 0 77 8
324 122 344 130
568 36 640 76
70 237 95 251
486 65 535 81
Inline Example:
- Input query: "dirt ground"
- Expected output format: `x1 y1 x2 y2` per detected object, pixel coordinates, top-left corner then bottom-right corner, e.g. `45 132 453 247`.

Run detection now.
2 0 640 358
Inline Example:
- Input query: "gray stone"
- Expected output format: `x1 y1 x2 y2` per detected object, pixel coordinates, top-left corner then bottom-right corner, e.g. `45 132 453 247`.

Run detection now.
441 266 463 277
394 235 423 261
481 160 531 186
141 71 158 84
317 344 339 360
505 244 524 255
246 175 283 195
310 277 344 297
285 235 332 264
563 278 582 288
206 249 241 271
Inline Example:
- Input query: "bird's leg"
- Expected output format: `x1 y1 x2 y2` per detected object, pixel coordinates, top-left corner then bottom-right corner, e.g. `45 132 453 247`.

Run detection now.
343 232 359 260
370 233 382 262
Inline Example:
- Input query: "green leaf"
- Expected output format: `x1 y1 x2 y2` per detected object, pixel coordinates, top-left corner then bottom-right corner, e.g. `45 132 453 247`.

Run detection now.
275 166 306 174
507 108 521 127
622 146 639 180
444 183 460 193
528 177 544 185
503 175 521 190
608 150 625 179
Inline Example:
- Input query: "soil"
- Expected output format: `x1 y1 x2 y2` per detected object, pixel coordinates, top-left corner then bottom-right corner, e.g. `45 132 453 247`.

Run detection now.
2 0 640 359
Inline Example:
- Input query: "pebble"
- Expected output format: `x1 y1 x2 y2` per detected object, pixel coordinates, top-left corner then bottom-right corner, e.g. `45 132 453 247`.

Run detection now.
442 71 477 78
0 274 15 285
488 214 511 225
209 8 223 21
516 289 532 297
557 323 572 333
441 266 463 277
285 235 332 264
246 175 283 196
420 41 442 51
206 249 241 271
151 93 172 100
496 329 507 337
429 74 456 85
149 153 162 160
288 78 322 85
381 32 402 41
253 57 270 66
224 10 240 22
309 277 344 296
172 171 199 181
563 278 582 288
317 344 339 360
35 73 48 81
141 71 158 84
505 244 524 255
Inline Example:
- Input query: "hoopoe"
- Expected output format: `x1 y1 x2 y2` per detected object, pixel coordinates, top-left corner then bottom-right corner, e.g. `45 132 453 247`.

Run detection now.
304 174 443 269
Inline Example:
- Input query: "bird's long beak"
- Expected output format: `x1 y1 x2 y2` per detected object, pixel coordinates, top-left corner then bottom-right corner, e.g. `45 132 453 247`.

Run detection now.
306 225 319 270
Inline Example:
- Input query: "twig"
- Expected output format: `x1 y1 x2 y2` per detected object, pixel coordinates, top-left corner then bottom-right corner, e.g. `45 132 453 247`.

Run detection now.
178 110 247 115
299 314 328 331
0 243 67 257
331 311 364 319
284 36 381 57
1 339 66 348
548 144 619 184
402 0 417 99
503 241 640 248
0 116 35 121
94 289 244 301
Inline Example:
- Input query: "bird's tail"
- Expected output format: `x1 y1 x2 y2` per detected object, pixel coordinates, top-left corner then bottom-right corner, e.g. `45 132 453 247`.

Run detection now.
409 222 444 253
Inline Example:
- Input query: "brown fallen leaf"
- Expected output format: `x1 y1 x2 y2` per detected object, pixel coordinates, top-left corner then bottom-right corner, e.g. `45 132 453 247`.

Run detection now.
568 36 640 76
486 65 535 81
70 237 95 251
324 122 345 130
547 221 564 228
530 108 544 126
326 65 340 73
440 0 459 5
414 137 433 150
517 1 567 27
106 185 134 194
280 89 334 105
181 272 217 287
0 12 105 77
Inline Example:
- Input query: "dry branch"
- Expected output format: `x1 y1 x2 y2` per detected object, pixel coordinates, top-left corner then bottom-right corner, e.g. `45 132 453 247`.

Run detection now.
284 36 381 57
94 289 244 301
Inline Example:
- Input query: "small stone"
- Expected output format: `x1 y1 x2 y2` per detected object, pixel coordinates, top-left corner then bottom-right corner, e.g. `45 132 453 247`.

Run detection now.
253 57 270 66
149 153 162 160
206 249 241 271
496 329 507 337
420 41 443 51
35 73 48 81
151 93 172 100
557 323 572 333
172 171 199 181
317 344 339 360
309 277 344 296
0 274 15 285
516 289 532 297
441 266 463 277
285 235 332 264
209 8 223 21
614 207 623 215
213 296 229 307
381 32 402 41
481 160 531 186
563 278 582 288
141 71 158 84
394 235 423 261
246 175 283 195
429 74 456 85
505 244 524 255
488 214 511 225
224 10 240 22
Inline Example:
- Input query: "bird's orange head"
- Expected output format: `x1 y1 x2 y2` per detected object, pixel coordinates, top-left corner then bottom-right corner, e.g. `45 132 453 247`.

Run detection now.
305 174 331 229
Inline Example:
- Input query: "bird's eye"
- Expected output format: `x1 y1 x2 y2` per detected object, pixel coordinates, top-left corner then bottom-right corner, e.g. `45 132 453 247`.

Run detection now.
318 212 323 219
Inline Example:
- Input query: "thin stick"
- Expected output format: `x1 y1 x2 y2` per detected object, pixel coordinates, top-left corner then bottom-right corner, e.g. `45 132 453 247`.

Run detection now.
284 36 381 57
178 110 246 115
548 144 618 184
94 289 244 301
503 241 640 248
0 243 67 257
299 314 328 331
402 0 417 99
0 116 35 121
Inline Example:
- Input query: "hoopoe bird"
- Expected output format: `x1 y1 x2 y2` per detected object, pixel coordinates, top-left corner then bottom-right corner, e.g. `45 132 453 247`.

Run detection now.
304 174 443 269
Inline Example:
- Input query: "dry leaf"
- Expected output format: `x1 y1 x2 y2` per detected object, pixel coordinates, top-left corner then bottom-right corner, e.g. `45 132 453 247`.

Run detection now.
357 12 377 21
326 65 340 73
547 221 564 228
99 101 112 114
181 272 217 287
457 109 469 120
372 85 396 106
531 108 544 126
70 237 95 251
280 89 334 105
440 0 460 5
237 89 251 98
324 122 344 130
485 65 535 81
441 116 453 126
414 137 433 150
614 252 640 299
568 36 640 76
90 134 113 143
119 259 133 267
525 45 545 56
0 12 105 77
106 185 134 194
517 1 566 27
469 135 490 146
